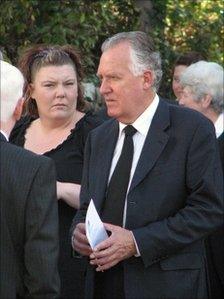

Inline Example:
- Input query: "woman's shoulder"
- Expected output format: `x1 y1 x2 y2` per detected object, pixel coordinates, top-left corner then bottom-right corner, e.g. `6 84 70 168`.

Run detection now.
69 109 108 145
79 109 108 131
9 115 34 144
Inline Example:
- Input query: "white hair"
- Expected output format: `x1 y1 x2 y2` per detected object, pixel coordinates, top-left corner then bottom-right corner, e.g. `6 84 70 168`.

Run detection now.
180 61 224 114
101 31 163 91
0 60 24 122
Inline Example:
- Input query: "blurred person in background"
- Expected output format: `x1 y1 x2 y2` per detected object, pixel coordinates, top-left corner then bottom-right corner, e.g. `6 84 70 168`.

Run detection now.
0 60 60 298
180 60 224 299
172 51 205 101
9 45 104 299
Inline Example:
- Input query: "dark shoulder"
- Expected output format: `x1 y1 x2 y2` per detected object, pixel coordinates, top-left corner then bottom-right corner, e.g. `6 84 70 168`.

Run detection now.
161 98 215 131
160 97 178 106
83 110 107 126
87 117 116 138
1 140 53 170
77 111 106 135
9 115 34 144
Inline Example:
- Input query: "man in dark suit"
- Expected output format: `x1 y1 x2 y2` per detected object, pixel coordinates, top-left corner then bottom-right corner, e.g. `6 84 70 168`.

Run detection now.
179 60 224 298
71 32 223 299
0 60 60 298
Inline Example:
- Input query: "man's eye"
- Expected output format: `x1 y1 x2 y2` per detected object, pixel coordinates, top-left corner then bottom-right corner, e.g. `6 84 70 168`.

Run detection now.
66 82 74 85
44 84 54 87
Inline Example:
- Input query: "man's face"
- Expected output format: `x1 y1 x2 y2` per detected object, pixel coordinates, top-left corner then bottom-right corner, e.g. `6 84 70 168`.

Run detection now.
97 42 153 124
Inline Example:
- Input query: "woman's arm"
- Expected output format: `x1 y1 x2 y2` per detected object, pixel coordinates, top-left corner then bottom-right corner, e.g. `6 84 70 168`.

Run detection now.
57 181 81 209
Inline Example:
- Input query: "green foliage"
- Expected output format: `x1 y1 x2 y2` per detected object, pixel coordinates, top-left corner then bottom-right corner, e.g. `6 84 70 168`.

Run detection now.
0 0 223 99
160 0 224 98
0 0 139 76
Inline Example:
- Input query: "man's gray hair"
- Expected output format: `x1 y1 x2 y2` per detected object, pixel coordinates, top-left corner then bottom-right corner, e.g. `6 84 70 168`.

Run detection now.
101 31 163 91
180 61 224 114
0 60 24 122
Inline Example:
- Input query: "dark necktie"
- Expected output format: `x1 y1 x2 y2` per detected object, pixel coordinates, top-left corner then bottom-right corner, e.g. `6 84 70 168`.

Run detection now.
101 125 137 226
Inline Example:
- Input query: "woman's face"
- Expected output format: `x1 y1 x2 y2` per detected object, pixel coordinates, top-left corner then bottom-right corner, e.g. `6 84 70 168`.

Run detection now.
172 65 187 100
30 64 78 121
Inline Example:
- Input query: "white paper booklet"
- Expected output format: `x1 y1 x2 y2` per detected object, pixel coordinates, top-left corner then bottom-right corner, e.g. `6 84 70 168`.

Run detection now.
85 199 108 249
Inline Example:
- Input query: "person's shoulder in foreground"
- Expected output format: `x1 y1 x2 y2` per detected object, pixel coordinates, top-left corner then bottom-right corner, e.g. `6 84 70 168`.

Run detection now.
1 139 61 299
0 59 60 299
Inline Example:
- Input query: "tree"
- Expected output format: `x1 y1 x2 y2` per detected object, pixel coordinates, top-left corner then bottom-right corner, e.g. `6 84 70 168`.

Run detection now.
0 0 139 77
1 0 222 99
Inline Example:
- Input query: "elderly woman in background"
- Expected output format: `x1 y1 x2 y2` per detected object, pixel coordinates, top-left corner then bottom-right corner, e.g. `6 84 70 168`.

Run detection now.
9 45 104 299
179 60 224 299
179 61 223 145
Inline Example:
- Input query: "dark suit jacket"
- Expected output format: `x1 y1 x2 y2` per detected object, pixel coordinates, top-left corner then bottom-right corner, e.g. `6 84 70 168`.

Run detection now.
71 99 223 299
0 133 60 299
206 131 224 299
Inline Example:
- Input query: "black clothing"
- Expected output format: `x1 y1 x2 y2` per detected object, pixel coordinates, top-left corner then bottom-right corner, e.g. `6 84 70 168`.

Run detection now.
10 112 104 299
206 132 224 299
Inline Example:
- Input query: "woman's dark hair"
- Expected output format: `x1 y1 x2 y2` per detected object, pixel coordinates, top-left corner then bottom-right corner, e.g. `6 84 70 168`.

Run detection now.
174 51 206 68
18 44 86 117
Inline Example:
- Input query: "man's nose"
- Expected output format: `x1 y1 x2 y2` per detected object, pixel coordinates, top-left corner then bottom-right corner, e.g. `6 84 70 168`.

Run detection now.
99 79 111 95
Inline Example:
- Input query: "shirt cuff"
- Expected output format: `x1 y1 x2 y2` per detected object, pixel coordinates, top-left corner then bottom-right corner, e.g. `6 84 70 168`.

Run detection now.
131 231 141 257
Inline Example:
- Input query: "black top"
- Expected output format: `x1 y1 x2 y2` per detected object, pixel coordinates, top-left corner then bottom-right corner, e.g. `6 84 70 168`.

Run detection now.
9 112 105 299
10 112 103 183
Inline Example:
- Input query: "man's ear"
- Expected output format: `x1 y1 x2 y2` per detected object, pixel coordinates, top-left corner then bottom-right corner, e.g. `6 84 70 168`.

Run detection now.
201 94 212 109
142 70 154 90
13 97 24 121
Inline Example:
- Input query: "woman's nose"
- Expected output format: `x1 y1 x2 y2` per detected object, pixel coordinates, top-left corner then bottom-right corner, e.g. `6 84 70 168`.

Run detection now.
56 84 66 98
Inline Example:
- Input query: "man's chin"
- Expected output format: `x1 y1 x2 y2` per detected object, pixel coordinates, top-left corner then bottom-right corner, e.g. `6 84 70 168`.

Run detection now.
106 108 117 119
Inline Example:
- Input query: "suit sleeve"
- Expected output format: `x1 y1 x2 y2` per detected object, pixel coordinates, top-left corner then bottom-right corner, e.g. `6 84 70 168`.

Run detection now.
70 134 91 239
24 158 60 299
133 119 224 267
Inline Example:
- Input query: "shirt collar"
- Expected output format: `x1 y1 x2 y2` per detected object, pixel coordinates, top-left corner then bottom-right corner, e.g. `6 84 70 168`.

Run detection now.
118 94 159 137
0 130 9 141
214 112 224 138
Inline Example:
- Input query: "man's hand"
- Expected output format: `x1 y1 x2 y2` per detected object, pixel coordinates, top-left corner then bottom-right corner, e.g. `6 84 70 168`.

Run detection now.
89 223 137 271
72 223 92 256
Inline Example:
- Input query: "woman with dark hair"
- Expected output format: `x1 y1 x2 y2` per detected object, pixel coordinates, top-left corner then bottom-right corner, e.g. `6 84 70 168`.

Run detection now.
10 45 104 298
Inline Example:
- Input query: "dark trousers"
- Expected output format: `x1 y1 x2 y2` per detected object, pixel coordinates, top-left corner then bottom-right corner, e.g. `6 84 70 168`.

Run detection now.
94 262 125 299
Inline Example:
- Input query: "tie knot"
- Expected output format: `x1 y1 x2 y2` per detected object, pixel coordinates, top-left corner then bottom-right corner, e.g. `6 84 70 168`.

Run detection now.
124 125 137 137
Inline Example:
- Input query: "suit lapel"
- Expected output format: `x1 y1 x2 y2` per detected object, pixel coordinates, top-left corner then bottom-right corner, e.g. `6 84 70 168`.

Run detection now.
93 120 119 211
130 100 170 191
